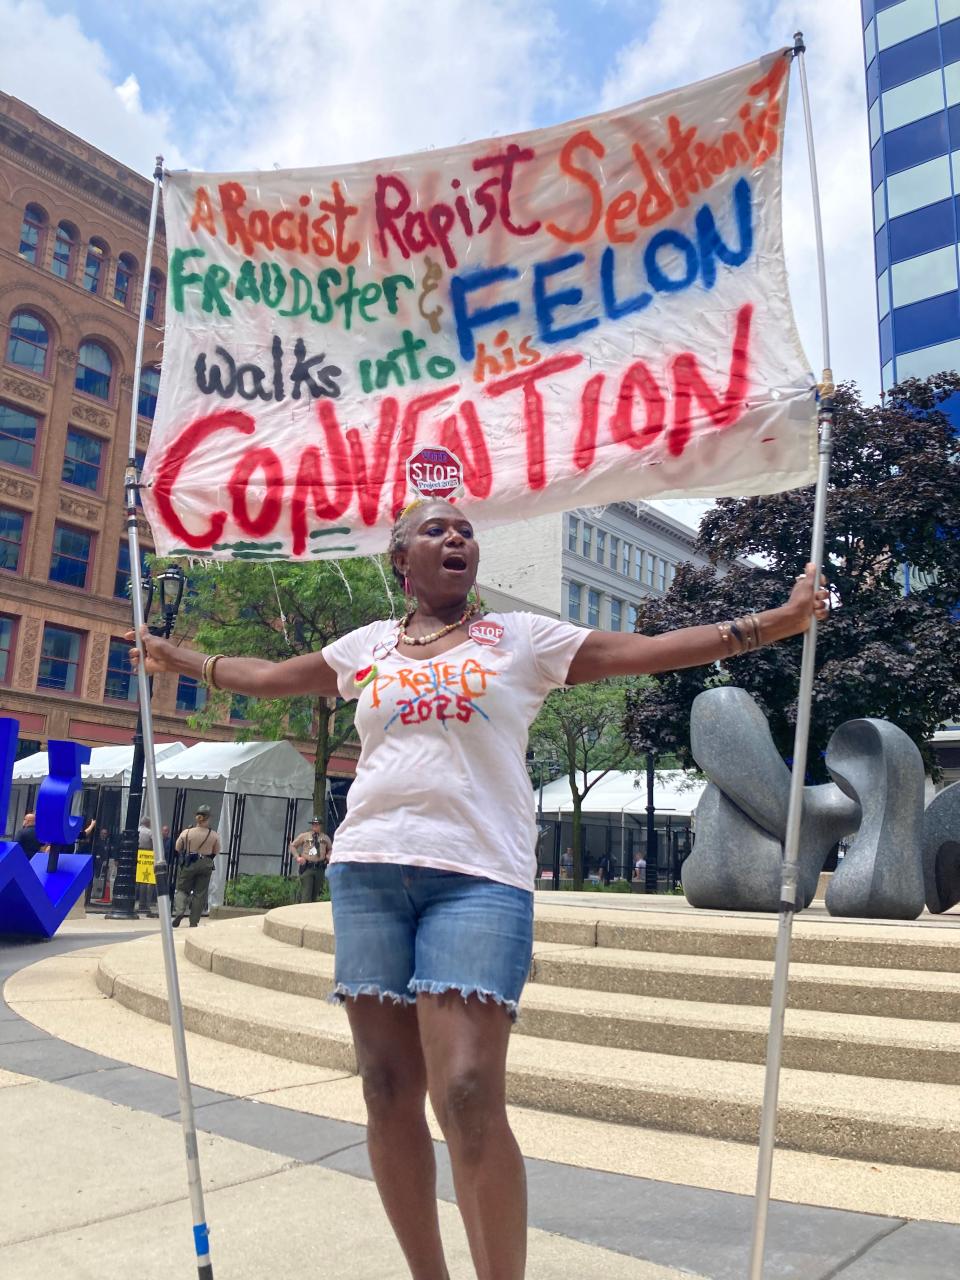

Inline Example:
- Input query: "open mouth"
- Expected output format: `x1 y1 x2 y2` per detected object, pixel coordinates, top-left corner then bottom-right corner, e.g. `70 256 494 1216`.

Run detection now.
442 553 468 571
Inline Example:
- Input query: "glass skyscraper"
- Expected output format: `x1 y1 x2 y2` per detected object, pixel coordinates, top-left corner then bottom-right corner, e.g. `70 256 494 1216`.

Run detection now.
862 0 960 397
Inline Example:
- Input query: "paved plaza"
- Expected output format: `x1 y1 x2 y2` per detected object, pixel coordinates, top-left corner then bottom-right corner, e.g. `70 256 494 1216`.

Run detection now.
2 896 960 1278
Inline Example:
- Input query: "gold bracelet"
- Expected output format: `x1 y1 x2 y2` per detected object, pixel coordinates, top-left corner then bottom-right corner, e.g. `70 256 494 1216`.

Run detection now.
207 654 225 690
716 621 734 647
728 619 746 651
199 655 212 685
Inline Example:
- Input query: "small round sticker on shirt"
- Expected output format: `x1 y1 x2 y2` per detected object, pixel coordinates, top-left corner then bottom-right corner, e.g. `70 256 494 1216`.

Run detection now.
372 633 399 660
469 619 504 647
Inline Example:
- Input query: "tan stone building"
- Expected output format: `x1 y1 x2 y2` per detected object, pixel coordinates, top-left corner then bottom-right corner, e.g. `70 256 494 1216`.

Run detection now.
0 92 343 771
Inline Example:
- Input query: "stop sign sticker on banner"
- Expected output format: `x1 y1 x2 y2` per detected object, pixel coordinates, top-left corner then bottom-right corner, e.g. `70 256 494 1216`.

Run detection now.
406 447 464 502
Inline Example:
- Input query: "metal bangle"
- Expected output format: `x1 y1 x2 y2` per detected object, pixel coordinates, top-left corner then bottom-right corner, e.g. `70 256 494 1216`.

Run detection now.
207 654 224 690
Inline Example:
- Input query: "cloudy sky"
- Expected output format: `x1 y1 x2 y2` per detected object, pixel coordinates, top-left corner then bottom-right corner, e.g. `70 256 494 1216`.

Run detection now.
0 0 876 530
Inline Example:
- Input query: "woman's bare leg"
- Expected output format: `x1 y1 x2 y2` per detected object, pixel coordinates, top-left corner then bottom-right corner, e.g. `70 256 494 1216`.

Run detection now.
417 993 526 1280
346 997 450 1280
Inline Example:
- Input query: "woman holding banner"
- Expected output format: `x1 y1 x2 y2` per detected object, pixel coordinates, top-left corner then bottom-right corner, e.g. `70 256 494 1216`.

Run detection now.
131 497 827 1280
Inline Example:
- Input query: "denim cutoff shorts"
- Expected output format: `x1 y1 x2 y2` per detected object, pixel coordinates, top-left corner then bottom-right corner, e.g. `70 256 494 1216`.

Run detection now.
327 863 534 1018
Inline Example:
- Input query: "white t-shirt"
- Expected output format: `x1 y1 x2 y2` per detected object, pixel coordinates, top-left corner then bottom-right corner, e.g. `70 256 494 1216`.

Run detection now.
321 612 589 892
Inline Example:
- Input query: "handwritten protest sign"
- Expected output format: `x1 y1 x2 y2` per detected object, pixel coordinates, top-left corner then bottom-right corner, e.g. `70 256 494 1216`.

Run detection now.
142 50 816 561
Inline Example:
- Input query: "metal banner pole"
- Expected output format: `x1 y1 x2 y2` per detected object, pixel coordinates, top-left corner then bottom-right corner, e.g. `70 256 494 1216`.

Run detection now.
747 36 835 1278
125 157 215 1280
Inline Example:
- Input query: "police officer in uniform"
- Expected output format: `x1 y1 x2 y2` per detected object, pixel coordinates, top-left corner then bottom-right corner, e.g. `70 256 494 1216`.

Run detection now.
289 817 331 903
173 805 222 927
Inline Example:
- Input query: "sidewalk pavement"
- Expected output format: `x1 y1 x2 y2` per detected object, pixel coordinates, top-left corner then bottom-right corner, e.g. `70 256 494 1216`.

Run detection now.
3 914 960 1279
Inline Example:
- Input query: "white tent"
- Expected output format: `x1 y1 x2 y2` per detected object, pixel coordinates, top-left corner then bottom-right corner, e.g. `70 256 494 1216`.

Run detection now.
12 741 186 785
154 741 315 906
538 769 704 817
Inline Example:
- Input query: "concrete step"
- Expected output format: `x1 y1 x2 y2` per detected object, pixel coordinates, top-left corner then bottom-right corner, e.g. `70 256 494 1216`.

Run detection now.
260 906 960 1022
263 902 960 972
184 917 960 1085
96 932 960 1172
531 941 960 1021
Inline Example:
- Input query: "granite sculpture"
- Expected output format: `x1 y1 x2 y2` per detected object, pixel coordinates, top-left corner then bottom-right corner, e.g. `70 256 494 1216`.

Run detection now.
922 781 960 914
682 688 954 920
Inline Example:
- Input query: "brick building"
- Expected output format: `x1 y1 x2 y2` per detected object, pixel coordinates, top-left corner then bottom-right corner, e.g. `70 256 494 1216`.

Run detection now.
0 92 307 763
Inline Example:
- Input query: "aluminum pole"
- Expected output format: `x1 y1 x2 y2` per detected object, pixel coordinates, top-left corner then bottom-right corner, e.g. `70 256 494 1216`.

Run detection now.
125 157 214 1280
748 36 835 1279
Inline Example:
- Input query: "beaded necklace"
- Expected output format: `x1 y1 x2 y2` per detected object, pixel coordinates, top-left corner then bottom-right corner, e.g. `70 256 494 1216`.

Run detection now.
397 600 481 647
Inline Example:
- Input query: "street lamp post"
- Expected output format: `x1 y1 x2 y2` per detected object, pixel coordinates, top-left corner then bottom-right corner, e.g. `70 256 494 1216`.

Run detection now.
107 565 185 920
644 751 659 894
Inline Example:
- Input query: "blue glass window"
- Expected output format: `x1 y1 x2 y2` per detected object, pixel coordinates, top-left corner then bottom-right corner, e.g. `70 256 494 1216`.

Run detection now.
82 241 107 294
138 367 160 420
0 508 25 572
146 270 163 324
942 16 960 65
888 198 958 262
62 428 104 492
878 25 941 90
880 311 894 364
893 290 960 352
114 541 149 599
5 312 49 375
884 111 949 175
51 223 76 280
105 638 137 702
587 589 600 627
0 402 39 470
871 139 885 188
230 694 251 721
37 624 82 693
876 226 890 274
867 56 880 105
49 524 92 589
176 675 208 714
568 582 581 621
75 342 112 400
113 254 136 307
18 205 46 265
0 615 14 683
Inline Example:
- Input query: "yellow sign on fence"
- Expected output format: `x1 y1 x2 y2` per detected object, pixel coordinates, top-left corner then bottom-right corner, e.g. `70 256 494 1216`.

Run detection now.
136 849 156 885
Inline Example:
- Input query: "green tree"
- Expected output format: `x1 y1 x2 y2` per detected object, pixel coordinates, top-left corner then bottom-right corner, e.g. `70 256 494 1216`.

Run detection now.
178 558 399 811
624 374 960 779
529 679 641 889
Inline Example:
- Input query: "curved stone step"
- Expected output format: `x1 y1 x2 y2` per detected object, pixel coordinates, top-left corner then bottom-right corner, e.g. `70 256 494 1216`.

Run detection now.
532 945 960 1021
261 902 960 972
184 917 960 1085
96 933 960 1171
259 906 960 1021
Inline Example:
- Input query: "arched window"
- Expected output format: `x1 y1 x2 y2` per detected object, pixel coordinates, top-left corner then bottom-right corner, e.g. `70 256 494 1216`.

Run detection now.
5 311 50 376
18 204 47 265
82 238 109 295
113 252 137 307
75 341 113 400
51 222 78 280
146 269 164 324
138 366 161 420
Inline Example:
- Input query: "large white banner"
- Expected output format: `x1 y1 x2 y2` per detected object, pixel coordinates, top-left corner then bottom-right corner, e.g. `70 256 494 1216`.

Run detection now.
142 50 816 561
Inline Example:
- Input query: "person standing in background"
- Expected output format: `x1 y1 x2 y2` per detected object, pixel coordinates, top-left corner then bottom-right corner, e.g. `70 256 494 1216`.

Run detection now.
173 805 221 927
289 817 332 903
15 813 40 856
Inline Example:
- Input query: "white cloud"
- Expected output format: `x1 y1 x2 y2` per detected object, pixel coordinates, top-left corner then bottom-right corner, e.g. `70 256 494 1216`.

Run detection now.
190 0 568 171
0 0 184 175
599 0 879 402
115 73 142 113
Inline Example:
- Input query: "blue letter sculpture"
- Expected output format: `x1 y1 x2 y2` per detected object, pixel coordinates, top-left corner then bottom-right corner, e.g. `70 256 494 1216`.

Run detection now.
0 716 94 938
